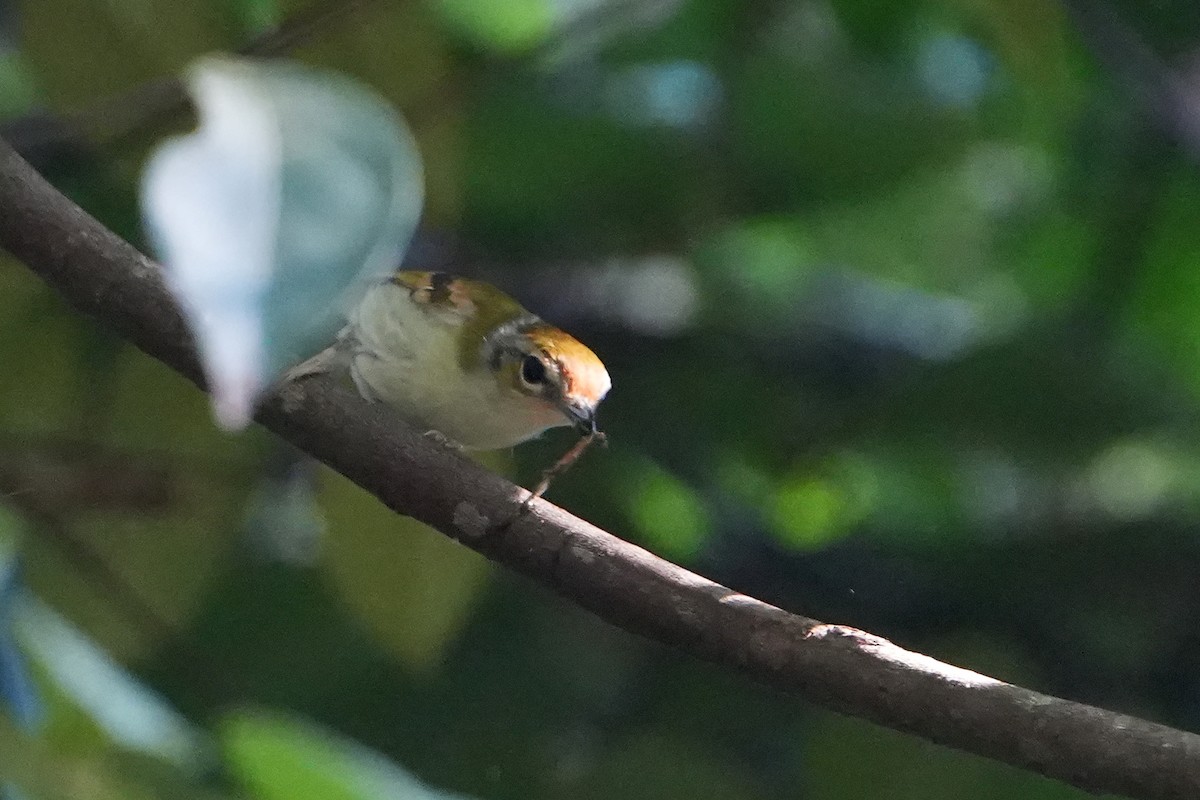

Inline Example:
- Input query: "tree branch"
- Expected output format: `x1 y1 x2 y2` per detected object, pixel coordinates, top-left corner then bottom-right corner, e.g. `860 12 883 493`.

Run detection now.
1 138 1198 799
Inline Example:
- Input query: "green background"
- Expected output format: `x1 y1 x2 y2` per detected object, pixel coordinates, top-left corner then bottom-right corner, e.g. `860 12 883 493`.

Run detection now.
1 0 1196 797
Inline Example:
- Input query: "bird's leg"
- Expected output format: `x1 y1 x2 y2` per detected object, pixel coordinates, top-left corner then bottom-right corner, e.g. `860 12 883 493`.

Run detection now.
520 430 606 511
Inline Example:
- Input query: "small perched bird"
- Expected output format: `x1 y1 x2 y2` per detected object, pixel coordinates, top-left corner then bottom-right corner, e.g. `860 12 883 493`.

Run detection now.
292 270 611 451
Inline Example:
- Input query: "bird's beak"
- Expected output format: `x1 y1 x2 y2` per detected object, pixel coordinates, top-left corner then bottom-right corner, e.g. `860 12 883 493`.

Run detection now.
564 402 598 435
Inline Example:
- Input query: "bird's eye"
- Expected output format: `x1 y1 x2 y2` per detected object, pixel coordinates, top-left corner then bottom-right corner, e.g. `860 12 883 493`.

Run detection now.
521 354 547 386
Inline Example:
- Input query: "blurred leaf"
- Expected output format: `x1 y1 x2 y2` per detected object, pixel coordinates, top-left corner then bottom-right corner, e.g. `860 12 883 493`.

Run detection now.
850 447 966 546
0 517 40 731
222 710 474 800
696 153 1060 358
13 597 210 769
0 267 105 434
0 54 36 118
0 715 151 800
796 167 995 292
17 0 234 109
271 0 452 107
622 458 711 560
464 82 699 246
0 715 229 800
433 0 553 53
828 0 924 56
20 456 246 666
227 0 280 32
1130 171 1200 398
141 55 424 428
571 730 757 800
693 216 819 325
730 53 972 206
320 470 491 673
769 472 860 551
803 709 1095 799
147 559 409 719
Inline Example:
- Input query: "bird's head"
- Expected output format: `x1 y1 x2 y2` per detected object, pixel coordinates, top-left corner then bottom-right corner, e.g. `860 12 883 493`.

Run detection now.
375 270 610 448
484 319 611 436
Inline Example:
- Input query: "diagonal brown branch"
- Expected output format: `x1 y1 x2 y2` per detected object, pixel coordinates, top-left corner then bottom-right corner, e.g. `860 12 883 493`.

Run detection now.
0 137 1198 799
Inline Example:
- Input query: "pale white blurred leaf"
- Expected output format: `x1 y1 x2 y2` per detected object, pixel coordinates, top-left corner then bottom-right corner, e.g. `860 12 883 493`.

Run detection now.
14 597 211 769
141 55 424 429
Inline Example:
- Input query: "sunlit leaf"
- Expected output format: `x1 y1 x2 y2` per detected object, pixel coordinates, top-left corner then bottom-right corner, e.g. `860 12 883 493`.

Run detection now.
623 458 711 560
222 710 474 800
141 55 424 429
432 0 554 52
770 476 851 550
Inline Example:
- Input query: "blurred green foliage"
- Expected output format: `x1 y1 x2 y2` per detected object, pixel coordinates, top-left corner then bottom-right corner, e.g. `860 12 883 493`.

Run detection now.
2 0 1199 797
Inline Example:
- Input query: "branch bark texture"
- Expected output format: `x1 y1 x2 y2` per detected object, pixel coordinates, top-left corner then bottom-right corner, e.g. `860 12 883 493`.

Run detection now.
1 139 1198 799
